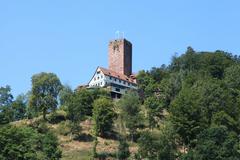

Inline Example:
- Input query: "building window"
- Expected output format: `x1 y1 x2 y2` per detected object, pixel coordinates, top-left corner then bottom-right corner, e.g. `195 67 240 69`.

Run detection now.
110 77 112 80
119 80 121 83
100 82 102 85
97 77 99 80
101 75 103 78
128 83 130 86
123 81 126 85
115 88 120 92
114 78 117 81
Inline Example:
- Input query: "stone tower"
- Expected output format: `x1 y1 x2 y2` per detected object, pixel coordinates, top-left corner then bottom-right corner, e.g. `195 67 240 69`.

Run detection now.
108 39 132 76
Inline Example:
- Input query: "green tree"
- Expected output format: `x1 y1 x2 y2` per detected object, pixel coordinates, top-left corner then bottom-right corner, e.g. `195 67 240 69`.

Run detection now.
65 90 84 137
170 87 208 148
118 91 142 141
117 137 130 160
75 88 95 116
137 123 177 160
182 126 240 160
41 132 62 159
92 97 116 137
224 64 240 90
88 88 111 115
12 94 27 121
158 72 182 110
212 111 239 133
0 125 62 160
144 96 163 129
65 88 110 137
190 78 240 133
29 72 62 120
136 67 168 100
65 88 110 117
0 85 13 106
59 84 73 107
0 85 14 124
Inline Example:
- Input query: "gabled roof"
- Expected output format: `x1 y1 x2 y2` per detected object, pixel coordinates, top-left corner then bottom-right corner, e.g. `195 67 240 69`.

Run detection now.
98 67 137 84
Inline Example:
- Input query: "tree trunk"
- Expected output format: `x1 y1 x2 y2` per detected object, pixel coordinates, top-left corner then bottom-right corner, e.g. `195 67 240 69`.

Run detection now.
43 109 47 121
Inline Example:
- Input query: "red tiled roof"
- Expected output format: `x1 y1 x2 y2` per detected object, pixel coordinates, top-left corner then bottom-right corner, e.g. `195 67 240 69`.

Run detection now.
99 67 137 84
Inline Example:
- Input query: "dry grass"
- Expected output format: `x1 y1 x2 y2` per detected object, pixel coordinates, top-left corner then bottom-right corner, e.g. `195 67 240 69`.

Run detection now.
12 116 138 160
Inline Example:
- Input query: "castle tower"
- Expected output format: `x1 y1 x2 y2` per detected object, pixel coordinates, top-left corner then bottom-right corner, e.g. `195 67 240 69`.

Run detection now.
108 39 132 76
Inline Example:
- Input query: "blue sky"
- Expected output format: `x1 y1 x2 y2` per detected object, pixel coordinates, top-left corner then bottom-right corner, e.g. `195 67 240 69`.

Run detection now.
1 0 240 97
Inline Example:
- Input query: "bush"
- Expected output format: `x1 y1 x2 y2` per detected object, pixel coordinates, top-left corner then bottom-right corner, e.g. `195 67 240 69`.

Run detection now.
0 125 62 160
48 110 67 124
137 123 177 160
41 131 62 159
29 118 49 133
117 138 130 160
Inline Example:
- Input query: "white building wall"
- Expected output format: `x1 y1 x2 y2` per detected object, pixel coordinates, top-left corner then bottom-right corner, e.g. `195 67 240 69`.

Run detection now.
88 69 106 87
88 68 137 95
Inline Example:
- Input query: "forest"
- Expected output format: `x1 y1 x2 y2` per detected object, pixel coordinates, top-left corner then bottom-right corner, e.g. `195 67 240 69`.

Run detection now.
1 47 240 160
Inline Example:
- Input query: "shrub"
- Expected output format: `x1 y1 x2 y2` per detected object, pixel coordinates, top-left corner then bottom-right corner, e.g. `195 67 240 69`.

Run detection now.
0 125 62 160
117 138 130 160
29 118 49 133
48 110 67 124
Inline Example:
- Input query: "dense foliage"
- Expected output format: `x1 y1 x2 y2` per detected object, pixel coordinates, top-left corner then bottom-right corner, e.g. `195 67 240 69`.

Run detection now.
136 48 240 159
92 97 116 137
117 91 143 141
0 125 61 160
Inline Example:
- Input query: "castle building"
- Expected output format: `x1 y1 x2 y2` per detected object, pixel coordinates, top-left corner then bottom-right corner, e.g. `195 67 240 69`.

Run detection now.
88 38 137 98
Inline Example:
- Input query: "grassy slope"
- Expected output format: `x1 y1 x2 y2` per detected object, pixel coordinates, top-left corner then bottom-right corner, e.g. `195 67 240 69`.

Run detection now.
13 116 137 160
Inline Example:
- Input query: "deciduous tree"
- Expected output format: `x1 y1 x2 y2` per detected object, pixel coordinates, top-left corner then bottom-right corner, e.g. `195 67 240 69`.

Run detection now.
92 97 116 137
118 91 142 141
29 72 62 120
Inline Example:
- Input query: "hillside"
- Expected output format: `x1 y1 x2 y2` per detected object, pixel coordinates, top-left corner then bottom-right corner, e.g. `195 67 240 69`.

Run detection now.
2 48 240 160
12 111 138 160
